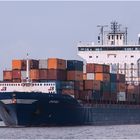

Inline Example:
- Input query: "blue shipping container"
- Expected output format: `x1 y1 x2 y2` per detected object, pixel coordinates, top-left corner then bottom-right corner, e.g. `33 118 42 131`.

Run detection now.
110 73 117 82
110 82 117 93
67 60 83 71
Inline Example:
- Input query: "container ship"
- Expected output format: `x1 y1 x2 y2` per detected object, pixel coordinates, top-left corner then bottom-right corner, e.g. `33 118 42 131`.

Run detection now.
0 21 140 126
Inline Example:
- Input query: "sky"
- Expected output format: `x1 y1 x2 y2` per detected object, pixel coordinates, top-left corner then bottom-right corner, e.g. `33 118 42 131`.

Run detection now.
0 1 140 79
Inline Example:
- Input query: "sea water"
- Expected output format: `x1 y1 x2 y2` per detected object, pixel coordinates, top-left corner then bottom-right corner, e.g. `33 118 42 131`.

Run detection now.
0 122 140 139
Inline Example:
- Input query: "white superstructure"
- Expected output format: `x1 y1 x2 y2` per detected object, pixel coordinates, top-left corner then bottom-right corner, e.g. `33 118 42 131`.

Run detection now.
77 21 140 84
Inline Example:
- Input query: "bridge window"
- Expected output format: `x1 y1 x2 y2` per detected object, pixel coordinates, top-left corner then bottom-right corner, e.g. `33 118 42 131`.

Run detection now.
112 35 114 39
89 56 92 58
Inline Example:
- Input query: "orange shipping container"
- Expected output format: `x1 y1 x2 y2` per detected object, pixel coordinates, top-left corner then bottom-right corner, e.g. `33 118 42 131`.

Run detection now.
67 71 83 81
95 73 110 81
47 58 66 70
12 59 39 70
3 70 12 81
83 73 87 80
30 69 39 80
12 60 26 70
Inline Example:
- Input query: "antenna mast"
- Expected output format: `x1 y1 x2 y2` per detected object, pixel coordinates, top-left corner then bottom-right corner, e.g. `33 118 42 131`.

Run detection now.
110 21 119 45
97 25 108 45
125 27 128 45
26 53 30 83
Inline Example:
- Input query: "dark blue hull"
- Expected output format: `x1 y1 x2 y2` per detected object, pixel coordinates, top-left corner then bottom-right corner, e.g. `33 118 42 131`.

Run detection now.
0 92 83 126
1 92 140 126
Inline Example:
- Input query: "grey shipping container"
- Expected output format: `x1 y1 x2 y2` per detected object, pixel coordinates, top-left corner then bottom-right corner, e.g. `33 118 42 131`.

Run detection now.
39 59 48 69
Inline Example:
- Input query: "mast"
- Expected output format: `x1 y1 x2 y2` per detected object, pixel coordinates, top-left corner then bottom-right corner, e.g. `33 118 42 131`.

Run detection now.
97 25 108 45
26 53 30 83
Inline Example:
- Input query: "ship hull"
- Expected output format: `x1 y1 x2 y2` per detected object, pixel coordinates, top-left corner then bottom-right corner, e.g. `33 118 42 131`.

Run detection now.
0 92 140 126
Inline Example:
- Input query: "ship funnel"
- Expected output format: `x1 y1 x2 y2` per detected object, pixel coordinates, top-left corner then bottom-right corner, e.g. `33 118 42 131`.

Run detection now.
138 34 140 45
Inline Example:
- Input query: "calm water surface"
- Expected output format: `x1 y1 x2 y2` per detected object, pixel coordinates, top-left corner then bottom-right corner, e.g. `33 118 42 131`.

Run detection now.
0 122 140 139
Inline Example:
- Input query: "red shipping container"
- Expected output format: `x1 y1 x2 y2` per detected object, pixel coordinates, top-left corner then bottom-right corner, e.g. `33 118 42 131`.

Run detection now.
47 69 66 81
12 70 21 79
84 80 101 90
67 71 83 81
86 63 95 73
103 65 110 73
94 64 110 73
39 69 48 80
95 64 103 73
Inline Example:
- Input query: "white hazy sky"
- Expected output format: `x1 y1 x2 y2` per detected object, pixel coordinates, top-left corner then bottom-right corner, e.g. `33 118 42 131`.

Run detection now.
0 1 140 79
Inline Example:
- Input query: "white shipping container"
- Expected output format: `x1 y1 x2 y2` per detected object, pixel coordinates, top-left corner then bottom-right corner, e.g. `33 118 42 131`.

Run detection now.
86 73 95 80
21 71 26 80
117 92 126 101
110 64 118 74
39 59 48 69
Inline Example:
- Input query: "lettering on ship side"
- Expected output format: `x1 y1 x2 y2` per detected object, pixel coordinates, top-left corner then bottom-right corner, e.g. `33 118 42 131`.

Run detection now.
1 87 6 91
49 100 59 104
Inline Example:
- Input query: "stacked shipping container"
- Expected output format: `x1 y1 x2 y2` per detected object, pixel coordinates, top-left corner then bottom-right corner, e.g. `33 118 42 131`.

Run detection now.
62 60 83 97
3 58 139 103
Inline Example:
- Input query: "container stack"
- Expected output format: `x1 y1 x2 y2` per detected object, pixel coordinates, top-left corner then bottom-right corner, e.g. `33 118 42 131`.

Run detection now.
12 60 26 82
62 60 83 98
3 59 39 82
84 63 111 101
95 64 110 101
4 57 136 103
116 74 126 101
39 59 48 81
47 58 67 81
